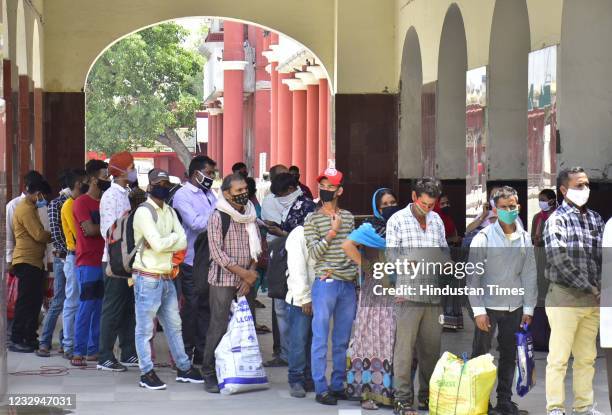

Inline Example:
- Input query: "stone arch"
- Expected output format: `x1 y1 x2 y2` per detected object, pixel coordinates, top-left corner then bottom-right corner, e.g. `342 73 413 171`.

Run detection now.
398 26 423 179
487 0 530 181
436 3 467 180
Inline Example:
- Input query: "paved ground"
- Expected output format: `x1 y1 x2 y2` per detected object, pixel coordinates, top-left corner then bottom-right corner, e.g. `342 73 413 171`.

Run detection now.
2 298 611 415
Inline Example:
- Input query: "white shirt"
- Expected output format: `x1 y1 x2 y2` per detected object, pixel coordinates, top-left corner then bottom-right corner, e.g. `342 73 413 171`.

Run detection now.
6 194 25 263
601 218 612 347
285 226 316 306
261 192 284 242
100 182 131 262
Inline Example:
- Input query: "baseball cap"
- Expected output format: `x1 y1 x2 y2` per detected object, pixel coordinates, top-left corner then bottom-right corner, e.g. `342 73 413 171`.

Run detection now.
148 168 170 184
316 167 344 187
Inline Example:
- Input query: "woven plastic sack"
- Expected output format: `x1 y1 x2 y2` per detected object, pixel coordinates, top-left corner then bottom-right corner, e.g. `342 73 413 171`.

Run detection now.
429 351 497 415
215 296 269 395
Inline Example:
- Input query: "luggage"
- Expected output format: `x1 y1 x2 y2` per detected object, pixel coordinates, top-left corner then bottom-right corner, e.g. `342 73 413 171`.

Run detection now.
515 323 536 397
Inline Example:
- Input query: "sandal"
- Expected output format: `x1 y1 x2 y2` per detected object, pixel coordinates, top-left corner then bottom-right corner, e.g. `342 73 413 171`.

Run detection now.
361 399 379 410
394 401 418 415
71 356 87 367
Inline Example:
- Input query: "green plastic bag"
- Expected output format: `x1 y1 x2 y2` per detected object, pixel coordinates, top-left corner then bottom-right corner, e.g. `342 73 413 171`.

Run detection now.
429 351 497 415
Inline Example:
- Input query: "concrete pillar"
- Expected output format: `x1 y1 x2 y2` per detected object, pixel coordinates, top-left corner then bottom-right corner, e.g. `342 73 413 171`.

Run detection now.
277 72 293 167
3 60 13 200
308 66 329 173
253 28 271 178
284 78 307 172
207 112 214 159
222 21 247 176
216 113 224 175
296 71 320 193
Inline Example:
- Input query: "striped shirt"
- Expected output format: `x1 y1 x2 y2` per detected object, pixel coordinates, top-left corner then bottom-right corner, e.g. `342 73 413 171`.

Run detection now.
49 193 69 255
543 200 604 292
303 209 357 282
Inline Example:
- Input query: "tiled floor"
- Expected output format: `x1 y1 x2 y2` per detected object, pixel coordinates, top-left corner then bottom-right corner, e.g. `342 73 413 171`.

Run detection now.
3 300 611 415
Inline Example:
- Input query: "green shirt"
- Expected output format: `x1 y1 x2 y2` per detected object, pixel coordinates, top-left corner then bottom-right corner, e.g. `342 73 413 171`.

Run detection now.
303 209 357 282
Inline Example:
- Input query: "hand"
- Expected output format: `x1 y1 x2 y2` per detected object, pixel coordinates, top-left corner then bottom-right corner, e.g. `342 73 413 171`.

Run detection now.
475 314 491 332
479 204 489 220
301 302 313 316
237 280 251 297
267 225 285 237
242 269 258 286
521 314 533 327
331 214 343 232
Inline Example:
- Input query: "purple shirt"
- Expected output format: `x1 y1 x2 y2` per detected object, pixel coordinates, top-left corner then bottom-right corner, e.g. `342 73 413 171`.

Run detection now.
172 182 217 266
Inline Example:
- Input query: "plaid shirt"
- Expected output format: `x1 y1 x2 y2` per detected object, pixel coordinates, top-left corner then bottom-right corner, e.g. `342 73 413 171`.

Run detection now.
385 204 449 303
543 200 604 292
49 193 69 255
208 210 261 287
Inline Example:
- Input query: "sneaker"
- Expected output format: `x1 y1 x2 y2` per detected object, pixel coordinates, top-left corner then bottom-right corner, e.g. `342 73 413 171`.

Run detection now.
139 370 167 390
289 383 306 398
315 391 337 406
573 405 604 415
494 400 519 415
203 375 220 393
548 410 565 415
35 346 51 357
330 389 349 400
9 343 35 353
120 355 139 367
418 397 430 411
97 359 127 372
176 366 204 384
263 356 288 367
394 400 417 415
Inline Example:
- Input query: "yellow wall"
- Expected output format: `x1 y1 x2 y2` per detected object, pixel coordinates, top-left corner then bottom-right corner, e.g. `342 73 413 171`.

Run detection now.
42 0 335 92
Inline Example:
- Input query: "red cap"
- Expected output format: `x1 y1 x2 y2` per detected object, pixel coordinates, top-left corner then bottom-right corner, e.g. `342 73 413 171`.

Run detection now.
316 167 344 186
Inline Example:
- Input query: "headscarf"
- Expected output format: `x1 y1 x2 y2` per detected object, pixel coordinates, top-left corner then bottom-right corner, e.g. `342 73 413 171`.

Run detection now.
348 188 390 248
433 198 457 237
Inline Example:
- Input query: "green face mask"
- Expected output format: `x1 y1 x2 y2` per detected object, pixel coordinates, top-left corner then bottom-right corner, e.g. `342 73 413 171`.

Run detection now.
497 208 519 225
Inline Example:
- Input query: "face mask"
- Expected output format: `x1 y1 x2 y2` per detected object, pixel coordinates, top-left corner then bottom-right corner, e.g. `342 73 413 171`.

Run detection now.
127 170 138 184
276 189 300 208
232 192 250 206
381 205 401 222
239 171 248 179
539 201 553 211
412 200 428 217
79 183 90 195
566 188 590 207
149 184 170 200
497 208 519 225
319 189 336 203
195 170 214 190
441 206 451 215
36 195 48 209
97 179 112 192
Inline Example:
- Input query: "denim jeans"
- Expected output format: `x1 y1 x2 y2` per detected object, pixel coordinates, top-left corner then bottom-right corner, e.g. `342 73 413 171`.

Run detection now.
134 273 190 374
62 254 79 354
287 303 313 386
311 279 357 394
73 265 103 357
40 257 66 349
274 298 290 362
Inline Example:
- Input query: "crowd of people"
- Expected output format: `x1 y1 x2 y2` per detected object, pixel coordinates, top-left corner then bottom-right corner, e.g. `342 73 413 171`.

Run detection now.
5 153 612 415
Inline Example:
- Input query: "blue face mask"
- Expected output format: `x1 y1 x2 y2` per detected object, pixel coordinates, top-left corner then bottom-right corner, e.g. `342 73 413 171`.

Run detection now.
36 195 48 209
497 208 519 225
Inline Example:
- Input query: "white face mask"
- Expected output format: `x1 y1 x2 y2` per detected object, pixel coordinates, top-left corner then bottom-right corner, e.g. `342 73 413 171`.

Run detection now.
539 201 552 211
566 188 590 207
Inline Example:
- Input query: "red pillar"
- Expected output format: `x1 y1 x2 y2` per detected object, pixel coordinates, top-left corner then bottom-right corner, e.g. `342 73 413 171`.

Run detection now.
3 60 13 200
318 77 329 173
277 72 293 167
18 75 30 190
222 21 245 176
305 83 319 195
216 113 224 174
270 62 279 167
287 81 307 172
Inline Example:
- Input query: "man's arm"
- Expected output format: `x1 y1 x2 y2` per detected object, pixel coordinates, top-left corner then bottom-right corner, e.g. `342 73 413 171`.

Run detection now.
133 207 179 253
169 208 187 251
207 213 253 283
173 191 212 233
521 234 538 315
6 201 17 263
100 192 118 240
304 214 330 261
73 201 100 237
21 207 52 244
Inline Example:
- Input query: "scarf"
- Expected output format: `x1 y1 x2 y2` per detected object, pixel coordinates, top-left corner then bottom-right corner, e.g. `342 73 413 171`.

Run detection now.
277 188 303 222
215 195 262 261
348 222 386 249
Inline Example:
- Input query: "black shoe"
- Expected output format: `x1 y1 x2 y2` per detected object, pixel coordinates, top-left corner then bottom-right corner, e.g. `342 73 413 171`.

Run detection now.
176 366 204 384
418 398 429 411
315 391 338 406
330 390 349 400
120 355 139 368
289 383 306 398
263 356 288 367
494 400 520 415
97 359 127 372
254 299 266 308
203 375 220 393
9 343 35 353
139 370 167 390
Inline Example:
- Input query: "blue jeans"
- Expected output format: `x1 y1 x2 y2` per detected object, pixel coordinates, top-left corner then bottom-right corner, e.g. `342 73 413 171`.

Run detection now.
274 298 290 361
311 279 357 394
40 257 66 349
62 254 79 353
73 265 103 357
134 273 190 374
288 303 313 386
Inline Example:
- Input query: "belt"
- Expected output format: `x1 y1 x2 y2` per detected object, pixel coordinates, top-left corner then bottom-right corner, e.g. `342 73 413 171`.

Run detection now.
136 270 173 280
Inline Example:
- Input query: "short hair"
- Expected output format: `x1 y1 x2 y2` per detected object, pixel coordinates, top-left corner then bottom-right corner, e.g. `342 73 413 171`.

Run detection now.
557 166 586 189
221 173 246 192
270 173 298 196
269 164 288 181
412 177 442 199
85 159 108 178
289 166 299 174
189 155 216 177
58 169 73 189
24 170 43 187
246 177 257 198
492 186 518 206
40 180 52 196
375 188 398 210
232 162 247 172
67 169 87 190
539 188 557 200
27 180 51 195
